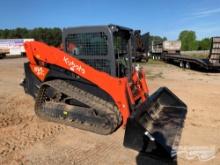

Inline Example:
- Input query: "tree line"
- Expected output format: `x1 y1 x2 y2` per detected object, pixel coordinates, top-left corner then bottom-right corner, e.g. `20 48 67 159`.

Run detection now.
0 28 212 51
0 28 62 47
149 31 211 51
178 30 211 51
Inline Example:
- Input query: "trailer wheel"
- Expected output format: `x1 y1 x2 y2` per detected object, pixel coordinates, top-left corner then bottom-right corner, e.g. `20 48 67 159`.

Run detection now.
145 57 149 63
21 52 26 57
179 61 184 68
0 54 6 59
185 62 191 69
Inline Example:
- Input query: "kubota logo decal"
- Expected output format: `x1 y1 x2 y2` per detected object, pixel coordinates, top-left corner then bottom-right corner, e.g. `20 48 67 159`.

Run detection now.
34 66 45 76
63 56 85 74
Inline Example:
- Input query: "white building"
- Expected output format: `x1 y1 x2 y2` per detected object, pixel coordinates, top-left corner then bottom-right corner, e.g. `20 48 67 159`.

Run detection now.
0 38 34 57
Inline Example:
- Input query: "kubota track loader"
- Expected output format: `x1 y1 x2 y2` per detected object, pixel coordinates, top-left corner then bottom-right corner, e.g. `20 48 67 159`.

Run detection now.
21 24 187 161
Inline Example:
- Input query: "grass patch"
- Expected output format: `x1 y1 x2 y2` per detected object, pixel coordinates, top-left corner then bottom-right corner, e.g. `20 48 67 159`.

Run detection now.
188 54 208 59
147 59 165 65
146 70 164 80
135 59 165 67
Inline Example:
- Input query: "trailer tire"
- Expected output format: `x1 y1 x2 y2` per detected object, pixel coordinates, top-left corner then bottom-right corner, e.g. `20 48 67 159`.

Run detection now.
185 62 191 69
21 52 26 57
179 61 184 68
0 54 6 59
145 57 149 63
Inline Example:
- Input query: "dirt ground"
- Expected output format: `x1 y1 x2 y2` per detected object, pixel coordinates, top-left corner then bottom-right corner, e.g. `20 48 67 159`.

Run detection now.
0 58 219 165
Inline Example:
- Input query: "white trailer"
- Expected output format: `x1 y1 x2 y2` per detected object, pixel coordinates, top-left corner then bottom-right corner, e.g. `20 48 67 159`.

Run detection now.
0 39 34 58
162 41 181 54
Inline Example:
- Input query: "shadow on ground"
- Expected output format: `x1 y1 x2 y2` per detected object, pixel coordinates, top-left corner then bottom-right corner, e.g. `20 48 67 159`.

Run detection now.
136 153 177 165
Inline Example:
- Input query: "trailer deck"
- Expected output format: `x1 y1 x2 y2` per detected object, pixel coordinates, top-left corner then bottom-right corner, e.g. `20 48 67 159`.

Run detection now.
162 54 220 70
162 37 220 71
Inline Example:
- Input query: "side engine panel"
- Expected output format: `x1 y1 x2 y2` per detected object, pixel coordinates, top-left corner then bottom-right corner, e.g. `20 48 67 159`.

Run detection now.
22 62 114 104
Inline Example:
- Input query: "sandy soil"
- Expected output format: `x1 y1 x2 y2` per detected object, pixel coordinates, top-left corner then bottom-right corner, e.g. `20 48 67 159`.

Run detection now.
0 58 219 165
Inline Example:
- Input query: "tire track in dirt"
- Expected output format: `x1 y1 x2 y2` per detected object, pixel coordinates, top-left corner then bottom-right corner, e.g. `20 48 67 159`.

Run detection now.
22 129 136 165
0 122 65 164
23 140 124 165
0 94 66 164
0 95 34 129
0 112 34 129
74 140 121 164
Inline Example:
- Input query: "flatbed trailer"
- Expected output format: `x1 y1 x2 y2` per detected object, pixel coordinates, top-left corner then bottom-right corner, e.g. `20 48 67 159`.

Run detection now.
162 54 220 70
162 37 220 71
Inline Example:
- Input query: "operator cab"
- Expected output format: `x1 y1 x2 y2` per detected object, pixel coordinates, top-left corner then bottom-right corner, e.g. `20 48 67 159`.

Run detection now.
62 24 133 78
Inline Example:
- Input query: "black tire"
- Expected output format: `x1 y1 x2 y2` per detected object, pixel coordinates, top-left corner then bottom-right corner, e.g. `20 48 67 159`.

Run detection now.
0 54 6 59
179 61 184 68
185 62 191 69
145 57 149 63
21 52 26 57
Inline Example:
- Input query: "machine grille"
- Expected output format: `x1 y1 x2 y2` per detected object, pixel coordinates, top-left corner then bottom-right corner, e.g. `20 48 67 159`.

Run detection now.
81 59 111 74
65 32 108 56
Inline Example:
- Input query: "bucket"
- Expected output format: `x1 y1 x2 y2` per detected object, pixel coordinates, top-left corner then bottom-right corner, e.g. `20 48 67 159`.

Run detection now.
124 87 187 160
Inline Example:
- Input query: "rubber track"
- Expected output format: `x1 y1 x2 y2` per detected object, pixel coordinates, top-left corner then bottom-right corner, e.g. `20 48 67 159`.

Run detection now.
35 79 122 135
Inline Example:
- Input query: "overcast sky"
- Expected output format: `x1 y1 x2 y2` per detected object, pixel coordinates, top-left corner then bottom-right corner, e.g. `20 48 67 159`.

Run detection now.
0 0 219 40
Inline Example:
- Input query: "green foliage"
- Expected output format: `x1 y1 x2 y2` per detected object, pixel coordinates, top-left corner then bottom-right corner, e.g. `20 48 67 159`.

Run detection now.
162 37 167 41
197 38 211 50
0 27 212 50
178 31 211 51
0 27 62 47
178 30 198 51
149 35 167 44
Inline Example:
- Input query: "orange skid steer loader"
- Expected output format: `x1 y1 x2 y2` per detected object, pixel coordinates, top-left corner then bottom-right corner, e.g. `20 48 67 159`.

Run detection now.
21 25 187 161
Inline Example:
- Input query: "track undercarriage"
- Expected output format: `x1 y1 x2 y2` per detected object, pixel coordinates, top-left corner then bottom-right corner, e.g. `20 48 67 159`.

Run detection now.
35 79 121 135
